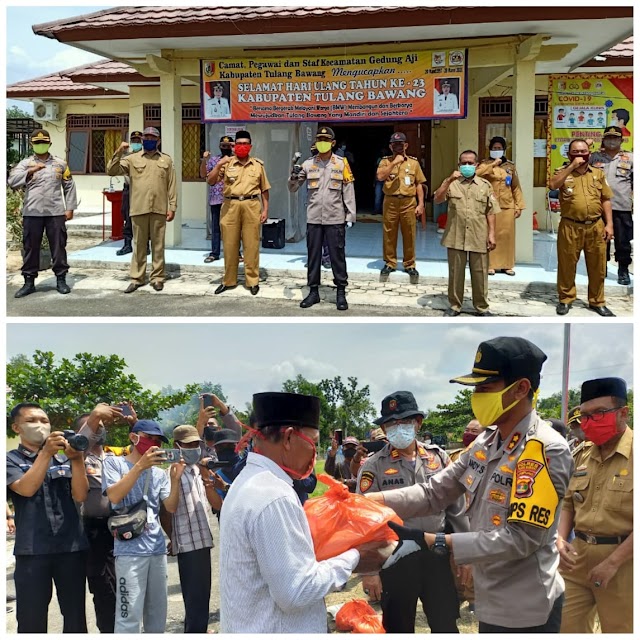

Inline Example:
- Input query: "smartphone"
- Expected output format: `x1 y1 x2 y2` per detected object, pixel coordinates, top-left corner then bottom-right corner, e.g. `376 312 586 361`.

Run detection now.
202 394 214 408
114 403 133 417
206 460 234 471
334 429 343 446
362 440 386 454
160 449 181 463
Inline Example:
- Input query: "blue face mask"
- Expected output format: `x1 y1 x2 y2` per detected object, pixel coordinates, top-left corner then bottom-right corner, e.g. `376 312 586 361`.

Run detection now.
385 423 416 450
459 164 476 179
130 142 143 152
143 139 158 152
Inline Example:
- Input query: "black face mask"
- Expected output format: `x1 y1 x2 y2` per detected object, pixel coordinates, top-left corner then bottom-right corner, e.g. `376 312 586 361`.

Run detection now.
216 448 238 463
343 448 356 459
220 147 232 157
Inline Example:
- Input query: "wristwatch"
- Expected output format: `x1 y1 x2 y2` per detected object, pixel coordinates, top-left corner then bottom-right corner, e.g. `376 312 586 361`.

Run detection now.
430 532 449 557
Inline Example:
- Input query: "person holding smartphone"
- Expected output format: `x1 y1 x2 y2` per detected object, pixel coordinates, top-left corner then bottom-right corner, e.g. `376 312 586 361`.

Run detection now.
102 420 184 633
196 393 243 460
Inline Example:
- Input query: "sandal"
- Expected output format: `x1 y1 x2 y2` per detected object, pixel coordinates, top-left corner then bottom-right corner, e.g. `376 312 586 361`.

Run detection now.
504 269 516 276
204 255 215 263
488 269 496 276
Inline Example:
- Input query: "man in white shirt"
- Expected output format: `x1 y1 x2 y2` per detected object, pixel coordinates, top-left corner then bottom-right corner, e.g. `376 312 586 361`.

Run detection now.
206 83 231 119
219 391 389 633
434 81 459 114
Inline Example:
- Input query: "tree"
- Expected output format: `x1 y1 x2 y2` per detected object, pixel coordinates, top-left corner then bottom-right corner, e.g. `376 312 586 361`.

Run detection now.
6 350 200 444
6 106 33 166
424 388 474 442
536 388 582 419
7 106 31 119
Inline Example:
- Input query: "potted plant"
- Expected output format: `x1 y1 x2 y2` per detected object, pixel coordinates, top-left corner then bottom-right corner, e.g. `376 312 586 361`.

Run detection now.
6 187 52 271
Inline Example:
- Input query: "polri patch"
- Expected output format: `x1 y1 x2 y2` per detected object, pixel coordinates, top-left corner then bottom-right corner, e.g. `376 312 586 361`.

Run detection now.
359 471 375 493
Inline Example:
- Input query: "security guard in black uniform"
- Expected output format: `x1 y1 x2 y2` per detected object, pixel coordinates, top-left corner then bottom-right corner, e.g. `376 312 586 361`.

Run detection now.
116 131 143 256
6 402 89 633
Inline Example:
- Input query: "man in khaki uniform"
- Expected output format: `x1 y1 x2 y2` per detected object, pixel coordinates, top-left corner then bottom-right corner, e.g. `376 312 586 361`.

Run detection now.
357 391 467 633
207 130 270 296
107 127 176 293
434 150 499 316
549 138 614 316
377 132 426 284
557 377 633 634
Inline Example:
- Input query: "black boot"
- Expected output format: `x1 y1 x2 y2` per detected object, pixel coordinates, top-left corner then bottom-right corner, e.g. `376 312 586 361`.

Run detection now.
618 267 631 286
116 240 132 256
336 286 348 311
14 276 36 299
56 275 71 294
300 287 320 309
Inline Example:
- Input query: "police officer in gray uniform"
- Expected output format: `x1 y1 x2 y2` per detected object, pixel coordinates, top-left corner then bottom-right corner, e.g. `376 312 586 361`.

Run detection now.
288 126 356 311
357 391 468 633
366 337 573 633
8 129 78 298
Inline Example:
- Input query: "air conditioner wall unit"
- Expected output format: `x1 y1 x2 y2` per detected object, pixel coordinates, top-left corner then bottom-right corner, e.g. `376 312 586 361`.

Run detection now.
34 102 59 121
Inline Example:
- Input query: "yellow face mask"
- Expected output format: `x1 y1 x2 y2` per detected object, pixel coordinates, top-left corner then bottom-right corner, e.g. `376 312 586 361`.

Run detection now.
471 380 521 427
315 141 332 154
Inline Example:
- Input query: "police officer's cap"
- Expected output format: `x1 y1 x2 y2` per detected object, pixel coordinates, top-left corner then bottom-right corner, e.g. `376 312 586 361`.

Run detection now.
129 131 143 141
603 126 623 138
566 406 581 427
252 392 320 430
235 130 251 142
451 337 547 389
131 419 169 443
219 135 233 144
581 377 627 404
441 80 451 87
213 83 224 90
31 129 51 143
390 132 407 144
316 127 335 141
142 126 160 138
211 428 240 446
374 391 425 425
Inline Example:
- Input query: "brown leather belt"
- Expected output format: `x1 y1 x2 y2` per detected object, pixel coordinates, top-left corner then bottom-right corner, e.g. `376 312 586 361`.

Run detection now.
561 217 600 225
386 194 415 198
225 195 259 201
575 531 628 545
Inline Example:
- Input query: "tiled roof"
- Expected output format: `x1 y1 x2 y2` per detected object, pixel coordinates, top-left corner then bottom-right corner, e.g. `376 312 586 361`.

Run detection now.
599 36 633 58
66 60 139 78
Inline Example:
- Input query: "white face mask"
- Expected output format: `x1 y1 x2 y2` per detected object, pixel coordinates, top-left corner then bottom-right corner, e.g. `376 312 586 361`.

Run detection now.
490 149 504 159
385 423 416 450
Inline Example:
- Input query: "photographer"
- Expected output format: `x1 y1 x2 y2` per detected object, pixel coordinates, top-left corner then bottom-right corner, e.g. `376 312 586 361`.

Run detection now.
6 402 89 633
102 420 183 633
196 393 243 460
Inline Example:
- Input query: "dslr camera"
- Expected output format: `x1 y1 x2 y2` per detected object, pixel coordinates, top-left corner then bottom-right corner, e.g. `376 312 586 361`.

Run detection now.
62 429 90 452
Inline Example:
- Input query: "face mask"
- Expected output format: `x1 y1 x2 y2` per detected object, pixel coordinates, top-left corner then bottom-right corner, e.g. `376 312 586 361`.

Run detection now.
32 143 50 155
142 139 158 152
489 149 504 160
220 147 232 156
603 139 620 150
459 165 476 179
462 432 478 448
580 411 620 446
280 429 317 480
385 423 416 450
234 143 252 159
130 142 143 153
471 380 521 428
19 422 51 447
95 432 107 446
178 447 202 465
391 144 405 155
216 449 239 463
315 141 332 154
343 447 356 459
568 152 589 164
132 434 157 456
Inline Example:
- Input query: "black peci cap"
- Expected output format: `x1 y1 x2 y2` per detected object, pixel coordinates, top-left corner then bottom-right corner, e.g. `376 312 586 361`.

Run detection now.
374 390 424 425
234 130 251 142
581 377 627 404
253 392 320 430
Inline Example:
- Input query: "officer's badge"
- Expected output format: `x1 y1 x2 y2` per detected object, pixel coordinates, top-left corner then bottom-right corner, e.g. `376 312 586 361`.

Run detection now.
321 128 327 134
391 449 400 459
204 62 214 76
418 446 428 457
499 464 514 475
475 349 482 364
359 471 375 493
384 468 399 475
492 514 502 527
488 489 506 505
427 460 440 471
465 473 474 486
514 459 543 499
474 450 487 461
506 433 520 451
389 398 398 411
620 469 628 476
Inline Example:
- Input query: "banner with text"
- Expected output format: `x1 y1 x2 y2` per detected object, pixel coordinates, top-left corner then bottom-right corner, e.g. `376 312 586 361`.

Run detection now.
548 73 633 176
201 49 467 123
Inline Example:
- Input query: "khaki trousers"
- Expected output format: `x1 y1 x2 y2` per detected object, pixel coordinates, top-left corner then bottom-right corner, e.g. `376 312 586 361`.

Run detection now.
130 213 166 285
557 218 606 306
382 196 417 269
560 538 632 633
220 199 261 287
489 208 516 271
447 248 489 312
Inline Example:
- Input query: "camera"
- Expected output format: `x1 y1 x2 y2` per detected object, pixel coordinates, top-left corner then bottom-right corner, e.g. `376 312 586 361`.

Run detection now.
206 460 233 471
62 429 90 452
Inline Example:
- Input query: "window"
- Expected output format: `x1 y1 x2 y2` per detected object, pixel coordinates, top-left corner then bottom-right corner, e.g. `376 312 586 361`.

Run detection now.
144 104 205 181
66 115 128 174
478 97 549 187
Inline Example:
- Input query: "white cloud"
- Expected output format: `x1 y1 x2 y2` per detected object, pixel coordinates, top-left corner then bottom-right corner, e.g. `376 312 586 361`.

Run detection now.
8 44 105 77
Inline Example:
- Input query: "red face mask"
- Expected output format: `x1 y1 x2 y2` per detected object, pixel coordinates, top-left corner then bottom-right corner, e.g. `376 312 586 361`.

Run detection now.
234 144 252 159
580 411 619 446
279 428 317 480
133 434 158 456
462 432 478 448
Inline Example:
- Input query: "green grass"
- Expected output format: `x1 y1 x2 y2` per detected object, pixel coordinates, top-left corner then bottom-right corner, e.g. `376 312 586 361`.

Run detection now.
310 459 330 498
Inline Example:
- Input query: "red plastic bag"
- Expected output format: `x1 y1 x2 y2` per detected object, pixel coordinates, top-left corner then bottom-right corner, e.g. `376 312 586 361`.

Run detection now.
335 599 385 634
304 474 402 561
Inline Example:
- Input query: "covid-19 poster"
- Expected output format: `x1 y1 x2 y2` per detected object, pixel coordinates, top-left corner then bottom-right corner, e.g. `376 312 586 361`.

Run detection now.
201 48 468 123
548 73 633 175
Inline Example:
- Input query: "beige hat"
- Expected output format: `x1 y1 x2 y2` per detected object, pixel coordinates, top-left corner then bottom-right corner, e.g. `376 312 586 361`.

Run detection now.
370 428 386 441
172 424 201 444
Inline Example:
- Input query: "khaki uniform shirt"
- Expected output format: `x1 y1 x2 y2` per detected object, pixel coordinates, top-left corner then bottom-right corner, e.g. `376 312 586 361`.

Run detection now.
590 150 633 212
356 441 469 535
553 164 613 222
382 412 573 628
476 160 526 211
8 154 78 217
219 156 270 198
378 156 426 197
562 427 633 538
288 154 356 224
107 150 177 216
441 176 500 253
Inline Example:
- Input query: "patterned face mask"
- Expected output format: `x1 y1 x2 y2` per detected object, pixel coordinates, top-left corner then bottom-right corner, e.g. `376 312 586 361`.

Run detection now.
385 423 416 450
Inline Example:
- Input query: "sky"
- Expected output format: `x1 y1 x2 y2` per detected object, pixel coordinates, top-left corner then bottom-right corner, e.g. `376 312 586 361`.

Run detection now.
6 322 634 416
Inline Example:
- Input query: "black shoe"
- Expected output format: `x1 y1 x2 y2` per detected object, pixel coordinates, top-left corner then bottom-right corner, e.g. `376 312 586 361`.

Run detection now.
405 267 419 284
381 265 396 276
336 287 348 311
124 283 143 294
14 277 36 299
589 305 615 317
556 303 571 315
300 288 320 308
215 284 236 295
250 285 259 296
151 282 164 291
116 243 132 256
444 308 460 317
476 310 494 317
618 270 631 286
56 276 71 295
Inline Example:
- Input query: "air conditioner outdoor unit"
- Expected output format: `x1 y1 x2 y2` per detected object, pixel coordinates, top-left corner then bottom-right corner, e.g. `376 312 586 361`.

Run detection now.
34 102 59 121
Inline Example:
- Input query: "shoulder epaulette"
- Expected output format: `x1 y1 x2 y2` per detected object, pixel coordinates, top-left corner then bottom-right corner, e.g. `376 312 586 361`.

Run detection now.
253 157 264 165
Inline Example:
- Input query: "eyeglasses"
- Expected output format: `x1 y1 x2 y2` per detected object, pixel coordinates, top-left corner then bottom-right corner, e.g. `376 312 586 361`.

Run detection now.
579 407 620 422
